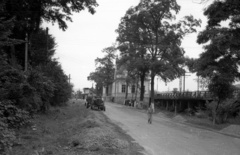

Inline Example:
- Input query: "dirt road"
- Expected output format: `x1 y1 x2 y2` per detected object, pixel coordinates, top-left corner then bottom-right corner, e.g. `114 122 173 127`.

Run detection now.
104 102 240 155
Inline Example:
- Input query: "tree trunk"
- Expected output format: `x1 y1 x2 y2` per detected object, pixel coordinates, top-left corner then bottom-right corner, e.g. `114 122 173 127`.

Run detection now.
135 79 139 100
213 100 221 125
131 85 134 100
125 82 128 99
150 71 155 106
140 73 145 102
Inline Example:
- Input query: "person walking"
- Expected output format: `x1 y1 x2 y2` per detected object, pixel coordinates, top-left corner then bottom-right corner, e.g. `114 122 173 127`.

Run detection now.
147 102 155 124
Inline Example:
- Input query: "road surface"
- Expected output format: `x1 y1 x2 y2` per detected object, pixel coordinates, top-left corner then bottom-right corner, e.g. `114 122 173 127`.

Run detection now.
104 102 240 155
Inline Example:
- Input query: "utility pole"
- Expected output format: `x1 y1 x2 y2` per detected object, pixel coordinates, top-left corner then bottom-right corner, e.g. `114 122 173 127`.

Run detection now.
197 76 200 92
68 74 71 84
183 71 191 92
24 33 28 72
179 76 182 92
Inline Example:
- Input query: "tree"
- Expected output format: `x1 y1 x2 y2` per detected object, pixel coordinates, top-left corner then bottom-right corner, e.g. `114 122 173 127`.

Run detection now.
116 0 201 105
88 46 116 96
29 28 56 66
2 0 98 32
196 0 240 124
1 0 98 69
117 43 149 102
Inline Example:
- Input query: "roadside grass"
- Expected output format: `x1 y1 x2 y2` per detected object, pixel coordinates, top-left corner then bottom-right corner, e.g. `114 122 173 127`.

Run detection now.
9 99 144 155
154 107 240 131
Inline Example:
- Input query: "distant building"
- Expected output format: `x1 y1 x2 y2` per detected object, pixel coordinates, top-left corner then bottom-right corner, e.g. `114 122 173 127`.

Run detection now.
102 65 150 104
82 87 96 99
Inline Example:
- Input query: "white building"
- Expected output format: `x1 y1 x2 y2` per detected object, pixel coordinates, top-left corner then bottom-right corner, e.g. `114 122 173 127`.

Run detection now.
103 67 150 104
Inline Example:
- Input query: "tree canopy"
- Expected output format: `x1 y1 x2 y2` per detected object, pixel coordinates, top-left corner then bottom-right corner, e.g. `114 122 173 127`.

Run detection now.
0 0 96 152
196 0 240 101
2 0 98 32
116 0 201 103
88 46 116 95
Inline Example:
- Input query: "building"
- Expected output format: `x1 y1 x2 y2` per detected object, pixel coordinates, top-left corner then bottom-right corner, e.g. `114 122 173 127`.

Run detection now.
82 87 96 99
102 67 150 104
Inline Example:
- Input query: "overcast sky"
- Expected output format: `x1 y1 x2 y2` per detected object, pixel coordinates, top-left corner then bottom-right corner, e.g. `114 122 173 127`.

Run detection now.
43 0 209 92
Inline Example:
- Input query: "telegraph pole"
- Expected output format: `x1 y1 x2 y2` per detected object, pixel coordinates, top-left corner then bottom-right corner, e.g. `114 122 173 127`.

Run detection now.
197 76 200 92
183 71 191 92
179 76 182 92
24 33 28 72
68 74 71 84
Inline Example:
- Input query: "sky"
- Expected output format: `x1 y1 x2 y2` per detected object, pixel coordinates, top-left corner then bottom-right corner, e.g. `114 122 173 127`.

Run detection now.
43 0 209 92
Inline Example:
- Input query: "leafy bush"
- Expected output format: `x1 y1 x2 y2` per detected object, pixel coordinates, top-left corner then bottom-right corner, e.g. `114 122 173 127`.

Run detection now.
0 100 30 154
206 98 240 124
0 122 16 155
0 100 30 129
27 68 55 112
37 61 73 106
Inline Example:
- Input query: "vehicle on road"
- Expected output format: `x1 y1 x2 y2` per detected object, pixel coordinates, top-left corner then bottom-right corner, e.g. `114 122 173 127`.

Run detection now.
85 96 93 108
91 97 106 111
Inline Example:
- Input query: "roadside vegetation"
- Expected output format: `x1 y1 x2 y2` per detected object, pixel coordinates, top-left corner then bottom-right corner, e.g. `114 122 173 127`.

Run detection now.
0 0 98 154
8 100 144 155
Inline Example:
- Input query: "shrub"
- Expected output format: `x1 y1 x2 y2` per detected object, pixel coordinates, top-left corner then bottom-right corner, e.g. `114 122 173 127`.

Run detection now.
206 99 240 124
0 100 30 129
0 121 16 155
0 100 30 154
27 68 55 112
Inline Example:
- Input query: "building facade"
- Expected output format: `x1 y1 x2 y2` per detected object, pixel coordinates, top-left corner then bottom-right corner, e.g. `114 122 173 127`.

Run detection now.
102 69 150 104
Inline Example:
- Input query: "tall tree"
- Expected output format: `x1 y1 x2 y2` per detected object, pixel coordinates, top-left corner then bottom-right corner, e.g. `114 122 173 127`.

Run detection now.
196 0 240 124
117 42 149 102
29 28 56 66
116 0 201 105
88 46 116 96
1 0 98 68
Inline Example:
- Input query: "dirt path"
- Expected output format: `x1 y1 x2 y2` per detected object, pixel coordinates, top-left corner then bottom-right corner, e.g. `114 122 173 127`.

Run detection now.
104 102 240 155
9 99 144 155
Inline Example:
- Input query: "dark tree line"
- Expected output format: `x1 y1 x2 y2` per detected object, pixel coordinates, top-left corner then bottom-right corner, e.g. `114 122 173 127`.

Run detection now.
0 0 98 153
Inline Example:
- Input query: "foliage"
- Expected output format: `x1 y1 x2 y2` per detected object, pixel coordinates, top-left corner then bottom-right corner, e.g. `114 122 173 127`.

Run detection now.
195 0 240 124
0 1 23 47
2 0 98 32
88 46 116 95
196 0 240 98
206 98 240 124
0 100 30 129
0 0 88 154
0 0 98 70
117 42 149 101
27 68 55 112
0 121 16 155
30 28 56 67
116 0 201 102
0 100 31 154
37 60 73 106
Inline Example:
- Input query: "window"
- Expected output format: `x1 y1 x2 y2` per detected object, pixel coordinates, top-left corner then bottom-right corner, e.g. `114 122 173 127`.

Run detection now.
131 85 135 93
122 84 126 93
